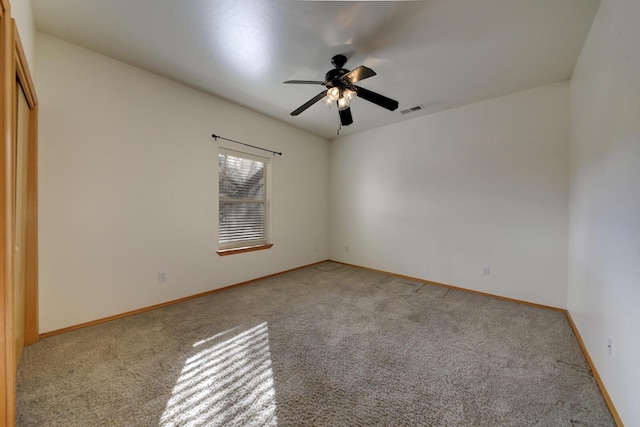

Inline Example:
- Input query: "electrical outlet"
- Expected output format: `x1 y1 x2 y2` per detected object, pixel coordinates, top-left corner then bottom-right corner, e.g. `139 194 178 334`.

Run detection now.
159 272 167 283
345 245 349 252
607 336 614 356
483 266 491 276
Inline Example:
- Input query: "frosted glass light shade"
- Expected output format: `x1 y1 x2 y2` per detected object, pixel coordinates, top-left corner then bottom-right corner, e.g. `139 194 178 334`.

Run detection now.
343 89 356 101
327 87 340 102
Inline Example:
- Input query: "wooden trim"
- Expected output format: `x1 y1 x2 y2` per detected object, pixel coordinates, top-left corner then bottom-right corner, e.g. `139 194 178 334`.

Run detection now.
0 0 7 420
565 312 623 426
0 13 38 425
13 20 36 108
1 3 16 425
14 21 37 346
35 259 622 425
0 2 8 422
330 260 566 312
23 104 37 345
331 260 622 424
217 243 273 256
40 260 329 338
11 19 38 348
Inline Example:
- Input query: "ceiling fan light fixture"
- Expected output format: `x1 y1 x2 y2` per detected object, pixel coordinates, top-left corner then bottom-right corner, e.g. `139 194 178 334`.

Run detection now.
337 96 350 111
343 89 356 101
321 96 333 108
327 87 340 102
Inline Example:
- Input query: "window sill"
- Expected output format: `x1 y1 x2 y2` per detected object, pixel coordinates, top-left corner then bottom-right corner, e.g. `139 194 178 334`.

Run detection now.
217 243 273 256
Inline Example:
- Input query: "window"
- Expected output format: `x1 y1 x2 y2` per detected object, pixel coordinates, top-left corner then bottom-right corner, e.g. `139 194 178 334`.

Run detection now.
218 149 272 255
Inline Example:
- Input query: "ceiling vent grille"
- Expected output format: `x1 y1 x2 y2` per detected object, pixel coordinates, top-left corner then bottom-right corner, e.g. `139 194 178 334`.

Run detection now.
400 104 424 115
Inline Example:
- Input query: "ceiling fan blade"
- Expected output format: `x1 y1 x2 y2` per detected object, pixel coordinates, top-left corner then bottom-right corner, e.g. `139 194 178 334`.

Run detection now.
290 91 327 116
283 80 326 85
338 107 353 126
343 66 376 84
353 86 399 111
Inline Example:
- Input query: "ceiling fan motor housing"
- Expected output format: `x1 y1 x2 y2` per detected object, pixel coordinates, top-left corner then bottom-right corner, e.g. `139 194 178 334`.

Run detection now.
331 54 347 69
326 54 350 89
325 68 350 89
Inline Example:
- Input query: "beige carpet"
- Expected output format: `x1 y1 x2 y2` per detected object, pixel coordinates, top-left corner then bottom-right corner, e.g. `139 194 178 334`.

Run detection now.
16 262 614 426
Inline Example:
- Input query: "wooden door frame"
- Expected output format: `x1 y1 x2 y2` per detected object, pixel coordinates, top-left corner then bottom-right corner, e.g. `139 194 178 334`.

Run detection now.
1 0 38 424
1 2 15 424
14 14 38 349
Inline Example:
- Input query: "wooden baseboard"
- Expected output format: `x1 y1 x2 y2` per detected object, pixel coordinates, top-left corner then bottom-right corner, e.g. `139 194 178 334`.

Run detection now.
329 260 565 312
565 312 623 427
39 260 329 339
331 260 622 425
38 259 623 425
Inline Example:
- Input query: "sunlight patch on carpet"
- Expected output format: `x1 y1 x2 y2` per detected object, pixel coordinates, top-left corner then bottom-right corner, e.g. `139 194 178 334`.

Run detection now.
160 322 278 426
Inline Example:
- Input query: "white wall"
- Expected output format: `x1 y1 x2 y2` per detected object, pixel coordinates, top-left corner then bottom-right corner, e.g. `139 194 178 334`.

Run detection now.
568 0 640 424
330 82 569 308
35 33 329 333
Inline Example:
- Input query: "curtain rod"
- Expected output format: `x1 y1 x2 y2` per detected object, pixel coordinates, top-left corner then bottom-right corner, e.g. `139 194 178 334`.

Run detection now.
211 134 282 156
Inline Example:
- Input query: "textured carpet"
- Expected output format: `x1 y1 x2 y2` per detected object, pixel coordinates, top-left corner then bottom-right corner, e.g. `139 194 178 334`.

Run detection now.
16 262 614 426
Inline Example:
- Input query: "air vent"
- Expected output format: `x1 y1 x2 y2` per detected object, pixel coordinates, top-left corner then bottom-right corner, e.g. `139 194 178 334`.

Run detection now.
400 104 424 115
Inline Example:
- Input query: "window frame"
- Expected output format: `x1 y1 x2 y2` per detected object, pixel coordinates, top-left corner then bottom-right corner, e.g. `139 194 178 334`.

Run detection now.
217 148 272 256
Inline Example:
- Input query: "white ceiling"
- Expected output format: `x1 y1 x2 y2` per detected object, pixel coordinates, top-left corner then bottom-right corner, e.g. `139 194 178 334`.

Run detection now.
32 0 600 140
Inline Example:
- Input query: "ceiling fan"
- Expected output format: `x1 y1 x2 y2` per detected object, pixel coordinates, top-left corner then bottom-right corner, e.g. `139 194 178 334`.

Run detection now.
284 54 399 126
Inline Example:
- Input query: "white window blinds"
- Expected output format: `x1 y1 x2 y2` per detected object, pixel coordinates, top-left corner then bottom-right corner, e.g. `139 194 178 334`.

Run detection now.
218 149 270 249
